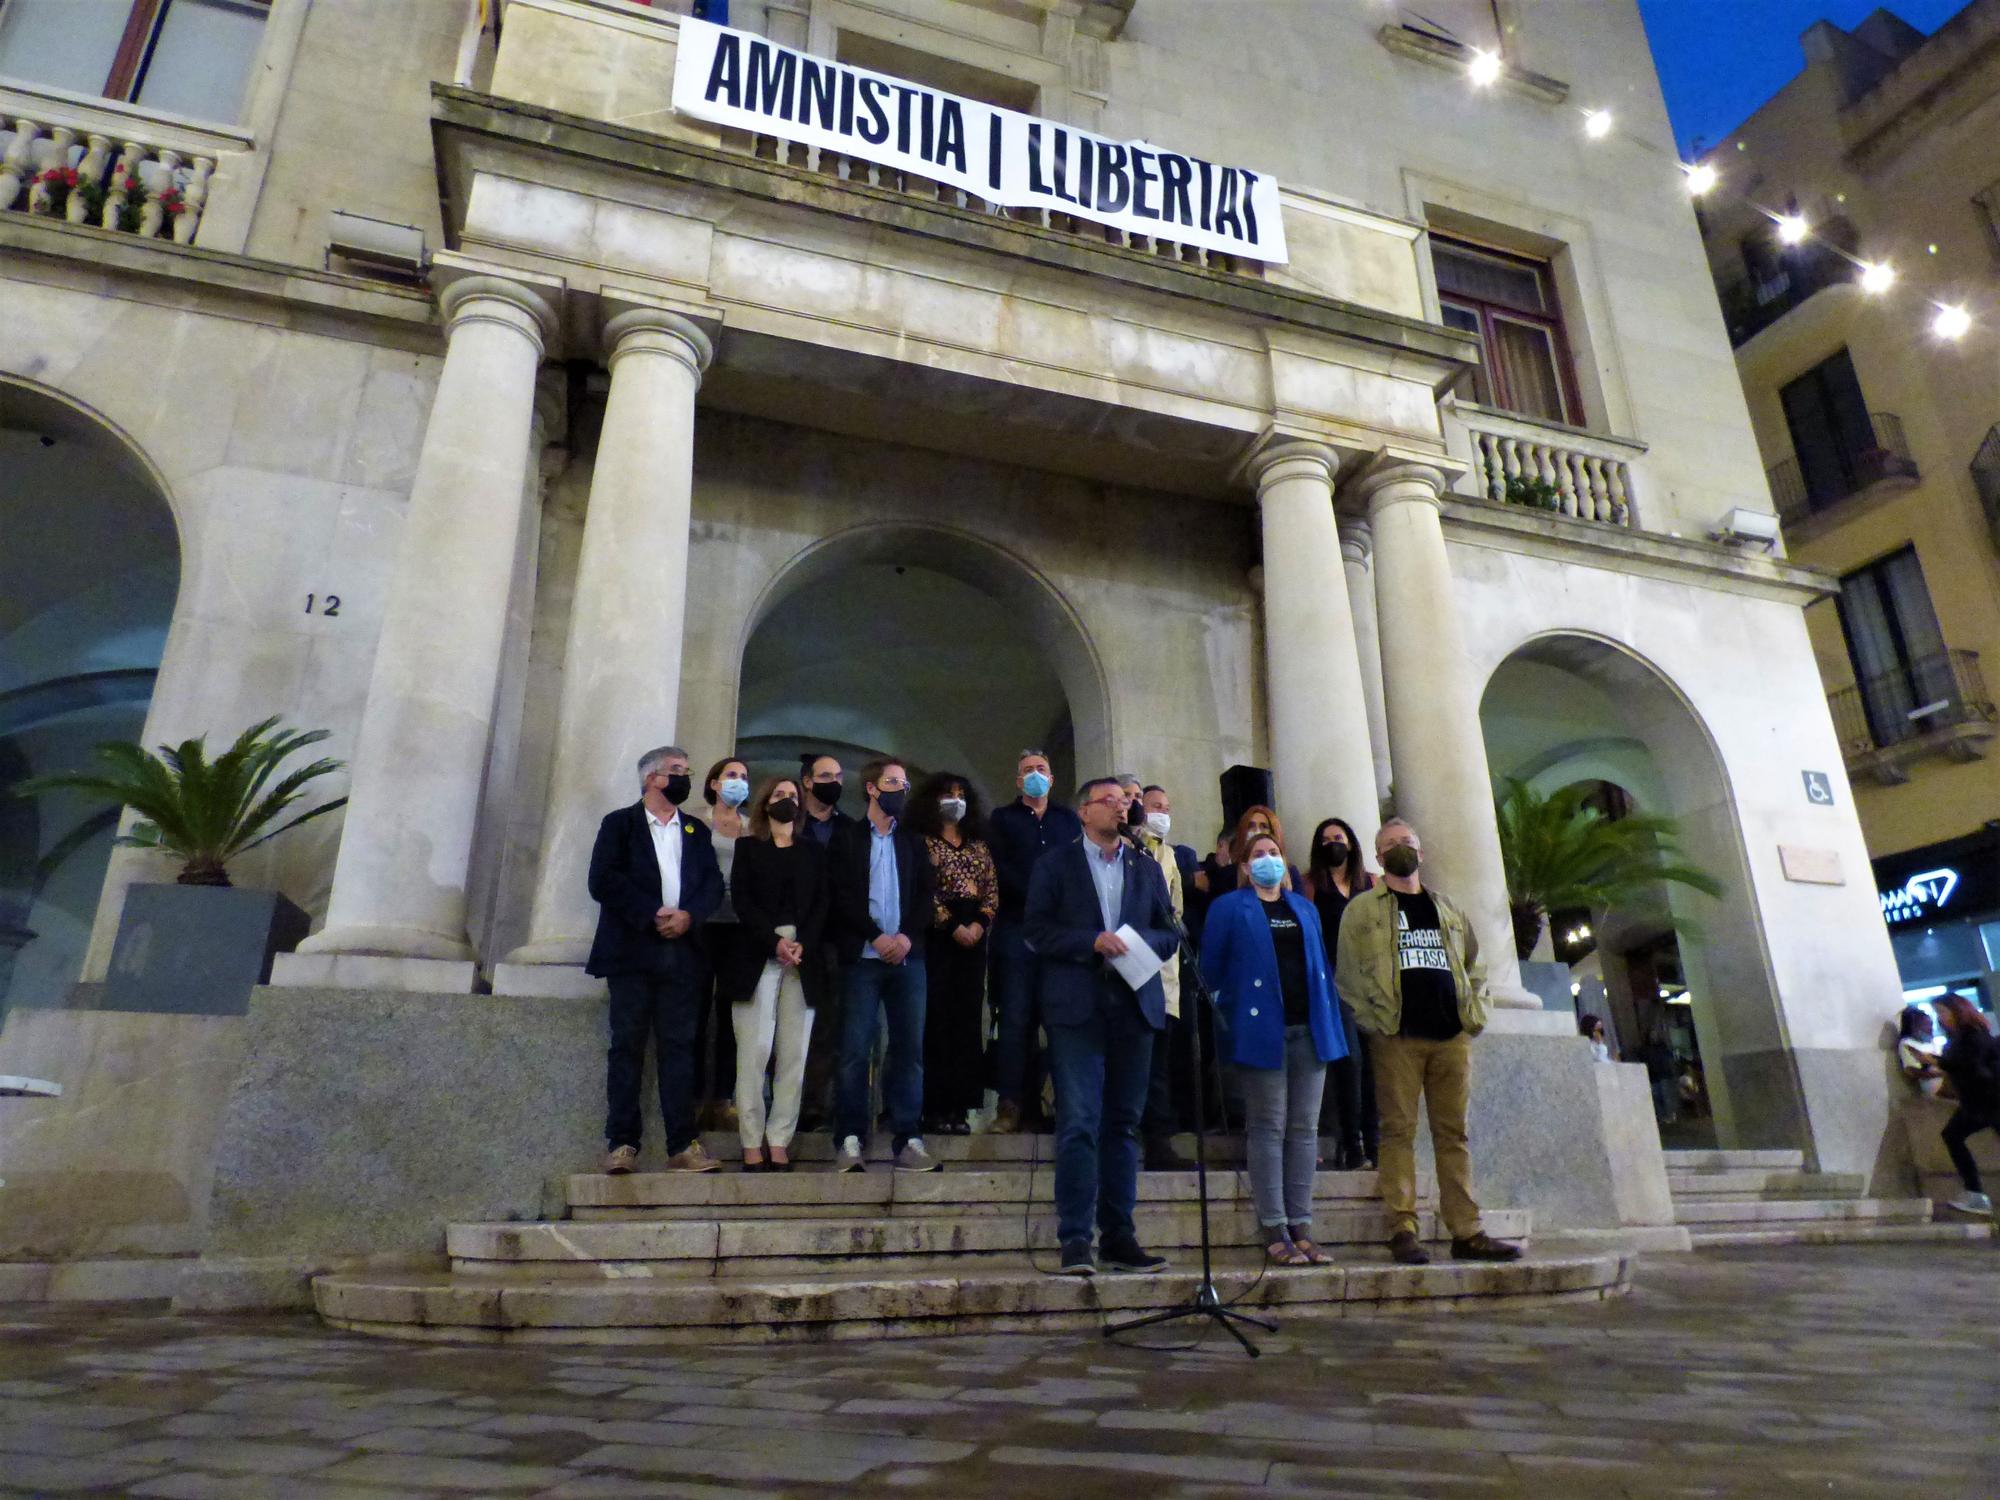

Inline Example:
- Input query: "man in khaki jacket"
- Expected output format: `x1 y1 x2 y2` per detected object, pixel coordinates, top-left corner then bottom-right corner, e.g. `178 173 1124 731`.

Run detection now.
1335 817 1521 1266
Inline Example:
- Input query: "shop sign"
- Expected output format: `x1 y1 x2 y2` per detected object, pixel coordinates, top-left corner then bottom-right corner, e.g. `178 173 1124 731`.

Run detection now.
1880 867 1959 925
672 17 1290 264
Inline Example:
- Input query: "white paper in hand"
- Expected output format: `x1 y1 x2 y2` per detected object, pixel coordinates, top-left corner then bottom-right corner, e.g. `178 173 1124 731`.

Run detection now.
1107 923 1166 992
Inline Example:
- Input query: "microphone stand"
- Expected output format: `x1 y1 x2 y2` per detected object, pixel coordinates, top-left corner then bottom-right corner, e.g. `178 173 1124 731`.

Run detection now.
1104 903 1273 1358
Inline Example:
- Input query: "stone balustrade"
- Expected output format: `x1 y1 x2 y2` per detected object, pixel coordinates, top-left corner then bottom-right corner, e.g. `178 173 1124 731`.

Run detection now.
0 117 216 244
1458 406 1642 527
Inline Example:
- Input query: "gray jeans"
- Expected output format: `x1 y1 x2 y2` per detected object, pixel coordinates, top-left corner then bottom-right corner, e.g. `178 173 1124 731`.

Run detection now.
1239 1025 1327 1231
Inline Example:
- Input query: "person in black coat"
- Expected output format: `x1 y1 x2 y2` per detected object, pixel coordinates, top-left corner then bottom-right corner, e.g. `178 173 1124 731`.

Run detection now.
826 757 939 1173
586 744 725 1175
1935 994 2000 1218
1305 816 1378 1170
721 775 833 1171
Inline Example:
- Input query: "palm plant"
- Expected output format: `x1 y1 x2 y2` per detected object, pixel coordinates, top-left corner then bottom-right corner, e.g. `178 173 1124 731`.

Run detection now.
1494 777 1723 960
14 717 346 888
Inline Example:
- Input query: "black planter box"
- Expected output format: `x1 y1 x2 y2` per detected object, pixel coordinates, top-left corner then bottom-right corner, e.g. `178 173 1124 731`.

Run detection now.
101 884 310 1016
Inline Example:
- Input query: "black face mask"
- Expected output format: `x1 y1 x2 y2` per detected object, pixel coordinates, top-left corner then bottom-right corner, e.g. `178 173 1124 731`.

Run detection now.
809 780 844 810
1320 840 1350 864
661 773 691 806
1124 800 1144 827
1381 845 1421 878
876 787 908 819
768 797 800 825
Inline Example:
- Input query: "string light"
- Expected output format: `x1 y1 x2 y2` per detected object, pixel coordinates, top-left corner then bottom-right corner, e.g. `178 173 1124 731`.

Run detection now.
1583 108 1614 139
1774 212 1809 245
1684 161 1718 195
1859 261 1896 293
1467 48 1502 87
1933 304 1972 340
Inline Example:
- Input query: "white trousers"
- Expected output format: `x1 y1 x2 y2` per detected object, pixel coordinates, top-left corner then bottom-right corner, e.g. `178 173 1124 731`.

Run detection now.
733 926 814 1150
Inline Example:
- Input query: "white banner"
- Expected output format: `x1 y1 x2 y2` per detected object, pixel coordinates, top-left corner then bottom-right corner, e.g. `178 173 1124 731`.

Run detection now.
670 18 1288 265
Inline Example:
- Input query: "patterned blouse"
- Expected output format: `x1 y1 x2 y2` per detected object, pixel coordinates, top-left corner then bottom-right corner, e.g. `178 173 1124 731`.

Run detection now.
925 834 999 930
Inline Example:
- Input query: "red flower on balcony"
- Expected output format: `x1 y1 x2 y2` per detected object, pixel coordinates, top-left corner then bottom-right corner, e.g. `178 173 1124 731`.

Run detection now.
34 165 80 189
158 187 187 217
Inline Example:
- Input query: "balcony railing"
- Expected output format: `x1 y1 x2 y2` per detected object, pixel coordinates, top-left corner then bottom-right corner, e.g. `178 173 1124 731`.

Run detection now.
1718 222 1858 348
0 116 216 244
1460 406 1638 527
1828 648 1997 777
1767 412 1918 527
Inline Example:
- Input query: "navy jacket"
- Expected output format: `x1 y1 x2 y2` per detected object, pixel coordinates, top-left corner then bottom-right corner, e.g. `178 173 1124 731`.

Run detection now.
988 799 1085 920
1199 888 1347 1070
585 801 725 978
826 817 934 964
1024 838 1178 1029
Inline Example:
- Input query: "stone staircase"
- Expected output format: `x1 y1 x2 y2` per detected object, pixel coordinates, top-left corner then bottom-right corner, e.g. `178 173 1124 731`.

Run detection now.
1667 1149 1993 1248
314 1134 1631 1345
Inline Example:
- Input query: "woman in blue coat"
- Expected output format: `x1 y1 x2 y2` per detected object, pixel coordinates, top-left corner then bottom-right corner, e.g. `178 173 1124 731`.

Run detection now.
1200 830 1348 1265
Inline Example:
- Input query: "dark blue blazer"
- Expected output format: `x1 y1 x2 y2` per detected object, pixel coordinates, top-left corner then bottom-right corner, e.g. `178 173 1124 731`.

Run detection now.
1023 838 1178 1029
1199 888 1347 1070
585 801 725 978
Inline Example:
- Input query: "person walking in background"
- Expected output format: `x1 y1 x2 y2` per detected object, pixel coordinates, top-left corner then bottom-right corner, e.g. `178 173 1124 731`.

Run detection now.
1304 816 1376 1171
1580 1014 1614 1063
695 755 753 1130
1897 1005 1947 1098
1201 829 1347 1265
910 771 998 1137
1336 817 1521 1266
987 748 1082 1134
723 775 831 1171
1934 995 2000 1218
828 758 939 1174
586 745 725 1176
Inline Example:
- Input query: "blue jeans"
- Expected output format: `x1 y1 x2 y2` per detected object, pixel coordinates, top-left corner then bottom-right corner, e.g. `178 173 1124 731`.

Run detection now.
1045 983 1156 1248
992 917 1042 1108
835 957 928 1150
1240 1026 1327 1230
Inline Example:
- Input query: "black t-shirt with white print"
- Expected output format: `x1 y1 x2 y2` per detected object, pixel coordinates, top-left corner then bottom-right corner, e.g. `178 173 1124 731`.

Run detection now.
1393 888 1462 1041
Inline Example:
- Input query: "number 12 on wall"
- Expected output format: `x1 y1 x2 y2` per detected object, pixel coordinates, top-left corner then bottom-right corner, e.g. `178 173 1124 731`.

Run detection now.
304 594 341 616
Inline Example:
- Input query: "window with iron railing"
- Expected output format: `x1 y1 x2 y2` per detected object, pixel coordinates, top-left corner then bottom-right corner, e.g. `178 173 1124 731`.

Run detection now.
1771 350 1918 522
1973 424 2000 528
1834 546 1954 750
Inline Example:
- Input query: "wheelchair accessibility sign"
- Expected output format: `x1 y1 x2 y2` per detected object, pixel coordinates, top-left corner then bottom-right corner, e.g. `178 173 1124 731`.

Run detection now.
1802 770 1835 806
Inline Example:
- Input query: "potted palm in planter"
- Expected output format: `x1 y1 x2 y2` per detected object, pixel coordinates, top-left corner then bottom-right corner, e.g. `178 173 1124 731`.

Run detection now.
15 718 346 1014
1494 777 1723 963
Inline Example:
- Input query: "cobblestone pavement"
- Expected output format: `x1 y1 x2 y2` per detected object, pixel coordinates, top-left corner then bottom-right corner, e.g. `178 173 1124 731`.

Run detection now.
1 1243 1994 1499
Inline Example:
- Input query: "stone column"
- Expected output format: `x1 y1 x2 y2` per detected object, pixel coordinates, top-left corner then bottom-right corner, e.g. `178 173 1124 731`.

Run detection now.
498 307 713 994
1357 462 1538 1008
1249 440 1380 846
1339 516 1393 813
278 275 558 993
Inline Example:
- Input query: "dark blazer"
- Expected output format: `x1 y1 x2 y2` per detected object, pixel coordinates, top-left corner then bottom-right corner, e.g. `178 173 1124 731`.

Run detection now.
1198 888 1347 1070
826 817 935 963
721 836 833 1009
1024 838 1178 1030
585 801 725 979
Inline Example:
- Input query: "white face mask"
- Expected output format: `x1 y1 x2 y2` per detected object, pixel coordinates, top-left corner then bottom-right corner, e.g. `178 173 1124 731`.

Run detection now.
940 797 967 823
1144 811 1171 841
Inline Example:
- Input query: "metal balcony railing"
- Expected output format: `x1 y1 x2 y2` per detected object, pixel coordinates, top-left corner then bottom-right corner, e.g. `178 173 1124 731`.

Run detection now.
1828 648 1997 758
1766 412 1918 526
1718 222 1858 347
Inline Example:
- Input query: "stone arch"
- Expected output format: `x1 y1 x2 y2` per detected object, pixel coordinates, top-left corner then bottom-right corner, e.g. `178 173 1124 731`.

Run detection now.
1479 628 1807 1151
0 377 182 1014
735 521 1114 806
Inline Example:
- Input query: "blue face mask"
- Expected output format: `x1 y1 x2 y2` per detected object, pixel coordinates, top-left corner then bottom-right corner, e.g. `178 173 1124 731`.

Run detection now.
1022 770 1052 799
718 776 750 807
1248 855 1287 889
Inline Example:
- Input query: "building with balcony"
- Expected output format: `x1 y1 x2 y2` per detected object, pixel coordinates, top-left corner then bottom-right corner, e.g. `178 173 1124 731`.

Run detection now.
0 0 1918 1309
1694 0 2000 1012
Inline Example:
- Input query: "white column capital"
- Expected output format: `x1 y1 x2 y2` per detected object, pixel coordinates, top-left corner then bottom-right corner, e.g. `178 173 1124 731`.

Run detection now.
1247 438 1340 496
1354 461 1450 517
602 306 714 383
1337 516 1373 566
438 274 559 355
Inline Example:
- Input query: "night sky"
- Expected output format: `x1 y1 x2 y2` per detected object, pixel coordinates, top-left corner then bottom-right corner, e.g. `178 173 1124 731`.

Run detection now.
1636 0 1970 154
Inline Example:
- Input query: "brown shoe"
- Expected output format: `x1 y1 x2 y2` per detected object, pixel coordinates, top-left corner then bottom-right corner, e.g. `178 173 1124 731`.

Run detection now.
1451 1232 1523 1263
991 1100 1023 1135
603 1144 639 1175
1388 1230 1430 1266
665 1140 722 1173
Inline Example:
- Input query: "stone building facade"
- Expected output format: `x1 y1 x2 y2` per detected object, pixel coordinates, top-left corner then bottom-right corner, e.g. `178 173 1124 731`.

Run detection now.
0 0 1911 1300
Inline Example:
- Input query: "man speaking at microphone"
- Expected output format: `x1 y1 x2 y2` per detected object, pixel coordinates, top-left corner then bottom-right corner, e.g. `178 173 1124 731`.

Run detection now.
1025 777 1180 1276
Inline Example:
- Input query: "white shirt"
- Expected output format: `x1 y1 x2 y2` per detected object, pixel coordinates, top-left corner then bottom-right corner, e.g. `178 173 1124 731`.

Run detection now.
646 807 684 912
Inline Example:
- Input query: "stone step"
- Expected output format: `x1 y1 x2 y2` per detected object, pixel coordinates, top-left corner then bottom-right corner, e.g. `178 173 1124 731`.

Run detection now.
1656 1160 1816 1184
1666 1170 1867 1199
565 1167 1409 1220
1672 1197 1935 1227
315 1250 1633 1345
1687 1220 1992 1249
446 1206 1534 1279
682 1130 1281 1165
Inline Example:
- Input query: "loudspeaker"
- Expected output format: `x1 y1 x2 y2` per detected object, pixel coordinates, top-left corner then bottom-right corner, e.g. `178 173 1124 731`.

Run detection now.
1219 764 1274 833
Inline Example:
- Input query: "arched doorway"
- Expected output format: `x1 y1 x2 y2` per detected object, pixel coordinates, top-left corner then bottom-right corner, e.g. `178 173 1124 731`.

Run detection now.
735 525 1109 809
1479 631 1805 1151
0 382 179 1018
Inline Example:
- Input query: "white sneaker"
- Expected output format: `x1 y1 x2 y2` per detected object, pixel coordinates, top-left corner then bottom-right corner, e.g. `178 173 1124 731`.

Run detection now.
836 1135 866 1173
1946 1191 1993 1217
895 1139 941 1173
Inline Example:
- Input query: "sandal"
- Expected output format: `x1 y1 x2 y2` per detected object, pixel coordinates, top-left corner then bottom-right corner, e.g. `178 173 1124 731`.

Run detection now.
1265 1239 1309 1266
1291 1235 1335 1265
